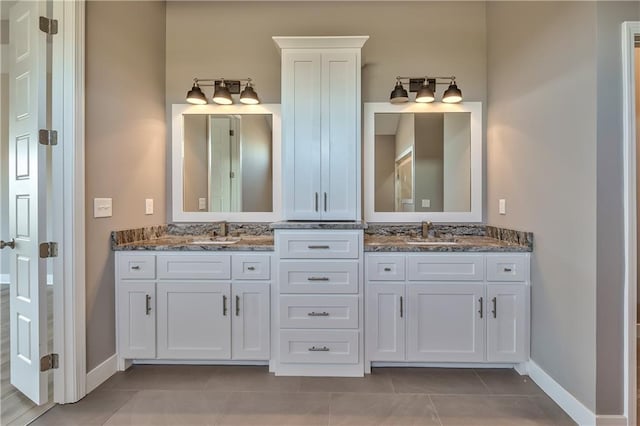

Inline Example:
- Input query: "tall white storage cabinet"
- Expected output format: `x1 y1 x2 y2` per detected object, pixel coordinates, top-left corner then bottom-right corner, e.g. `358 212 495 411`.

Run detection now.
274 36 368 220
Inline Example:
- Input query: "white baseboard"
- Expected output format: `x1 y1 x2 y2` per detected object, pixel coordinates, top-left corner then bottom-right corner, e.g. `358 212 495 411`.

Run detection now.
596 415 627 426
86 354 117 394
527 360 596 426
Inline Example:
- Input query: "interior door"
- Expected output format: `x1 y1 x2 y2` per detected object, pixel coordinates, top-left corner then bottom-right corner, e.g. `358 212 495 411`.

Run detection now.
7 0 49 405
209 117 231 212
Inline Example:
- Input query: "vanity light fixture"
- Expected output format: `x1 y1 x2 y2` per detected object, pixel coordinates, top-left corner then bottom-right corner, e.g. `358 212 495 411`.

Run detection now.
389 76 463 104
185 77 260 105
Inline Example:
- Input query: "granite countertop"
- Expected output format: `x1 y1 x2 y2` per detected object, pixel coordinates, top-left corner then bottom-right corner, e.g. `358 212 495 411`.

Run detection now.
364 234 532 253
112 235 274 251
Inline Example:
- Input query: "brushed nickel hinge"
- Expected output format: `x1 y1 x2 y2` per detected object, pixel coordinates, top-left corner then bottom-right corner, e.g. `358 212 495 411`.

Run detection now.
39 242 58 258
39 17 58 35
40 353 59 371
229 129 235 136
38 129 58 146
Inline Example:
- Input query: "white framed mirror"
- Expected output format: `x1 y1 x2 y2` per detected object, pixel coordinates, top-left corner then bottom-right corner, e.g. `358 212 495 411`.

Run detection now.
172 104 282 222
364 102 482 222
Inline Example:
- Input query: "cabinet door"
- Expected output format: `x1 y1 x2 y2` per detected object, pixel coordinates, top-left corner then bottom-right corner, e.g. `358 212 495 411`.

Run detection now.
486 284 528 362
232 283 270 360
118 282 156 359
157 282 231 359
320 51 358 220
282 50 322 220
407 283 485 362
366 283 405 361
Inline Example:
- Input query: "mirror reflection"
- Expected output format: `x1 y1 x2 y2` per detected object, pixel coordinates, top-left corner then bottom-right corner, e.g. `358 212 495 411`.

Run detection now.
183 114 273 212
374 112 471 213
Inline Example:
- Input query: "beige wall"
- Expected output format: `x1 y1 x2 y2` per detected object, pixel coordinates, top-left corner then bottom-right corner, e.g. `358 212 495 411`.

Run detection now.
241 115 273 212
414 114 443 212
183 115 209 211
443 113 471 211
85 1 166 371
486 1 598 411
374 135 395 212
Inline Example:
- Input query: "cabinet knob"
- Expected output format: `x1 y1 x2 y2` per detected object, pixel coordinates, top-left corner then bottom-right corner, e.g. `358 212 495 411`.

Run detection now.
384 267 392 272
503 267 513 273
131 265 141 270
247 266 256 271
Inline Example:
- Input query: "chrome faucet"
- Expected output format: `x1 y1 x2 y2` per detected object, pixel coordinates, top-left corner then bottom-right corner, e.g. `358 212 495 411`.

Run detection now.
218 221 228 237
422 221 433 238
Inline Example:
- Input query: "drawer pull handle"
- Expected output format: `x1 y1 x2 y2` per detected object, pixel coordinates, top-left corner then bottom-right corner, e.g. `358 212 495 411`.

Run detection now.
145 294 151 315
503 267 513 272
384 267 392 272
324 192 327 212
308 346 330 352
247 266 256 271
478 297 484 319
236 295 240 316
131 265 141 270
308 245 330 250
400 296 403 318
223 295 228 316
315 192 319 212
307 311 330 317
307 277 330 281
492 297 497 318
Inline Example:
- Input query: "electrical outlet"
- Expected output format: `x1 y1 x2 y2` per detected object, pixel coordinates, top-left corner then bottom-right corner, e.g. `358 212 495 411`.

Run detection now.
93 198 112 218
199 198 207 210
499 199 507 215
145 198 154 215
421 199 431 208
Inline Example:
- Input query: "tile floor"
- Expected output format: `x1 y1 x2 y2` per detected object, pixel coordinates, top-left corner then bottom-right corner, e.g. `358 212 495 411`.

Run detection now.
30 365 576 426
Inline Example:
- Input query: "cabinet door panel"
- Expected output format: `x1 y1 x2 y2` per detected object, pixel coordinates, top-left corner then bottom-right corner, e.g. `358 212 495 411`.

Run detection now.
321 51 358 220
487 284 528 362
157 282 231 359
232 283 270 360
118 282 156 359
282 51 322 220
407 283 484 362
366 283 405 361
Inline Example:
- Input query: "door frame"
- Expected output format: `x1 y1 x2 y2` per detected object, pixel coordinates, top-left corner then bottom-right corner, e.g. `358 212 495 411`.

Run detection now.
622 21 639 426
50 0 86 404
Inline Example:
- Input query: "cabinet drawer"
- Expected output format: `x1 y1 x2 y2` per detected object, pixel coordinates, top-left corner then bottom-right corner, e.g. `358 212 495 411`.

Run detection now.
486 255 527 282
232 255 271 280
279 295 359 329
279 330 359 364
157 254 231 280
118 254 156 280
407 254 484 281
277 231 360 259
279 261 359 294
366 255 405 281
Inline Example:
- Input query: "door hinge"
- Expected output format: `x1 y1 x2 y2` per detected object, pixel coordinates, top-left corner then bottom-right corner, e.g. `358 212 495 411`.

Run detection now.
40 353 59 371
39 242 58 258
230 171 235 178
38 129 58 146
229 129 235 136
39 17 58 35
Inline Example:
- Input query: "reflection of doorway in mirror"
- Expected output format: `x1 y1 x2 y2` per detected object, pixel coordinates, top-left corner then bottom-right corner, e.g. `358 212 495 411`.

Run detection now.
395 148 414 212
208 117 242 212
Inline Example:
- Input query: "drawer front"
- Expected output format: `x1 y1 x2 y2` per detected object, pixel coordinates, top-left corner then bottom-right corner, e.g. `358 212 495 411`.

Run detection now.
366 255 405 281
277 231 360 259
486 255 527 282
232 255 271 280
279 295 359 329
279 330 359 364
157 254 231 280
407 254 484 281
118 254 156 280
279 261 359 294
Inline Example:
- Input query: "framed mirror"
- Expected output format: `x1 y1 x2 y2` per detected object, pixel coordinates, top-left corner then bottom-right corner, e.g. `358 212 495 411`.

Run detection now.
364 102 482 222
172 104 281 221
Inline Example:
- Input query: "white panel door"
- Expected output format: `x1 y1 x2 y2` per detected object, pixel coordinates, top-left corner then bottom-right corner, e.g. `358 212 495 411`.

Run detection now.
486 284 528 362
320 51 358 220
407 283 485 362
157 282 231 359
231 283 270 360
282 50 322 220
117 282 156 359
366 283 405 361
7 0 49 405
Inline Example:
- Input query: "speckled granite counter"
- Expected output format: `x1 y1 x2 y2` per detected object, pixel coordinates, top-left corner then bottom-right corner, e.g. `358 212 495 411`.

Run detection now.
270 221 368 230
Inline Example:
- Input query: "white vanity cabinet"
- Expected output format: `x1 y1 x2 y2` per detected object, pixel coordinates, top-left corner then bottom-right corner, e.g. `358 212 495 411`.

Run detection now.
116 252 271 368
274 36 368 221
365 253 530 368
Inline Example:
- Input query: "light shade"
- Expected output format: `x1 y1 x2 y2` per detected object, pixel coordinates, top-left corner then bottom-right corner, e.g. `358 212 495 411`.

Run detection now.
390 82 409 104
240 84 260 105
415 84 435 103
442 82 463 103
213 83 233 105
186 84 207 105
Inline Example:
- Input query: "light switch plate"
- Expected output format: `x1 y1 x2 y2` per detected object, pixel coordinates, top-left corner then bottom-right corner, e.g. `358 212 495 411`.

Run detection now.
94 198 112 218
499 199 507 215
145 198 154 215
421 199 431 208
